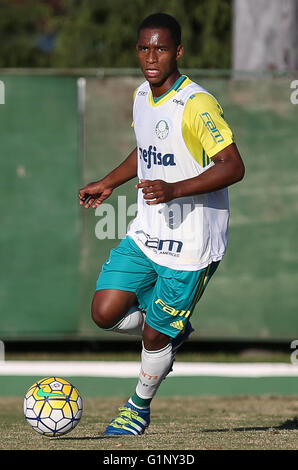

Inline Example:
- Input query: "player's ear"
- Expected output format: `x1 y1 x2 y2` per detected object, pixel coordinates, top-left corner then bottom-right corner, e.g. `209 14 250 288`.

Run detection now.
176 44 184 60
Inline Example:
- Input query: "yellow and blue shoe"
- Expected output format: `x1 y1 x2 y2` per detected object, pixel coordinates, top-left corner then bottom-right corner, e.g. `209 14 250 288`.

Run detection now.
104 401 150 436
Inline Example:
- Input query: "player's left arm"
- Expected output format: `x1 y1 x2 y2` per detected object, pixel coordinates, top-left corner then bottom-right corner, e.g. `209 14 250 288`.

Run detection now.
137 143 244 204
173 142 245 199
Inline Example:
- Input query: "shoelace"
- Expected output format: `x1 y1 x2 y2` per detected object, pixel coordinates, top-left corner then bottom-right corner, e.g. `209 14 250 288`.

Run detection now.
112 407 140 424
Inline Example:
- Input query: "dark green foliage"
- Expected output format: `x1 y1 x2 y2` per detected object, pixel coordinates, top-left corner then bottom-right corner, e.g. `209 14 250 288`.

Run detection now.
0 0 53 67
0 0 232 68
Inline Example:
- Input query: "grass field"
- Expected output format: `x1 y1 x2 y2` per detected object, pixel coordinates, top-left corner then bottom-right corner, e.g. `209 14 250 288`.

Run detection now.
1 395 298 451
1 350 297 452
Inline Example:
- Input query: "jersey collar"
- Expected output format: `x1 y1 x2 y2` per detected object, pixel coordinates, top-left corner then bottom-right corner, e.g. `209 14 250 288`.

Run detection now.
148 75 190 107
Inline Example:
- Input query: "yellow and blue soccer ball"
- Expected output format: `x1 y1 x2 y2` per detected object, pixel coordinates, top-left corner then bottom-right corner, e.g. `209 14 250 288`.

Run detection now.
23 377 83 437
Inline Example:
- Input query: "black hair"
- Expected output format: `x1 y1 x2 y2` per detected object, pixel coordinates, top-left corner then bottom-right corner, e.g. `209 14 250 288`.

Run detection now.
137 13 181 46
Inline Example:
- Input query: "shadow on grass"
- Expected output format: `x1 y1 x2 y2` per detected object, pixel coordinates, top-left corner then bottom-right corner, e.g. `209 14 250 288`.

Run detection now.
53 418 298 440
53 435 131 441
202 417 298 433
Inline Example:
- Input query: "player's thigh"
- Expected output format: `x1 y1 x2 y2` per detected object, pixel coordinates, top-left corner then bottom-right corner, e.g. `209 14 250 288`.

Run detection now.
93 236 157 325
145 261 220 339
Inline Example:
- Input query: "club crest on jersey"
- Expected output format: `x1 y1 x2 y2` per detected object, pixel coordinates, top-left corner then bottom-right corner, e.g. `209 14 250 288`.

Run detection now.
138 145 176 169
155 119 169 140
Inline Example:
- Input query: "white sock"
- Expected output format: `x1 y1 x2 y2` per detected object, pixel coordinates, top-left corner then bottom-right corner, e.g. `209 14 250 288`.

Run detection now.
109 305 146 337
135 343 173 400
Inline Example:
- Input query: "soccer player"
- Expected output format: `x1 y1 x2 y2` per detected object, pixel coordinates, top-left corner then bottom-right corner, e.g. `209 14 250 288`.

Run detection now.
78 13 245 436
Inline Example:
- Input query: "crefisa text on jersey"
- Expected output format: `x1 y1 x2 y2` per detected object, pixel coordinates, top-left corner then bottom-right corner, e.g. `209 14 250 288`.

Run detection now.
102 453 195 467
138 145 176 169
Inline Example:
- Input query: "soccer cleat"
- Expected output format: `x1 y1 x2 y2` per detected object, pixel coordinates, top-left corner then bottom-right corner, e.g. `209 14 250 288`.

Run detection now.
104 401 150 436
165 321 194 377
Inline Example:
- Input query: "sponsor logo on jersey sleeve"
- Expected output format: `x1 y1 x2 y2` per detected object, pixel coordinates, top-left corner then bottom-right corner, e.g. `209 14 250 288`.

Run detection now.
200 112 224 143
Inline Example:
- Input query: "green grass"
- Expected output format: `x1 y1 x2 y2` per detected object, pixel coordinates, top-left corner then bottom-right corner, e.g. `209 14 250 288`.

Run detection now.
1 395 298 450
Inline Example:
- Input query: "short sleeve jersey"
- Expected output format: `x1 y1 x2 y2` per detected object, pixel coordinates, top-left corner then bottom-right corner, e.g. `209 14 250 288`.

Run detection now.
128 75 234 270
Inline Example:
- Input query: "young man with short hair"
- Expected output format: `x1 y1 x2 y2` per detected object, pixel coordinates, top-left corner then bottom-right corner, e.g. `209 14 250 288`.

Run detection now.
79 13 245 436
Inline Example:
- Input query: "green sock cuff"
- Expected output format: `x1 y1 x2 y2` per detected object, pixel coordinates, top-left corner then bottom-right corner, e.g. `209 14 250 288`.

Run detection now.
131 392 152 408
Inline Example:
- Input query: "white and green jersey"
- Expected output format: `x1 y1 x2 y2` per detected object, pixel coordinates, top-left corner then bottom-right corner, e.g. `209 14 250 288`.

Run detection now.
127 75 234 271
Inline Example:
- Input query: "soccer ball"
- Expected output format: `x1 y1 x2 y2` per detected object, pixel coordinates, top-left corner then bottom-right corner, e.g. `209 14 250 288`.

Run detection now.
24 377 83 437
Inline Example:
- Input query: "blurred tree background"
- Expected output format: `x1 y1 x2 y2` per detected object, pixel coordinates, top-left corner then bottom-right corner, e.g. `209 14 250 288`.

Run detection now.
0 0 232 68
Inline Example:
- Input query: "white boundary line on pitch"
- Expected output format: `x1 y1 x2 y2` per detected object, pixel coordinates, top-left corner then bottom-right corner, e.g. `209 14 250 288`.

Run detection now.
0 361 298 378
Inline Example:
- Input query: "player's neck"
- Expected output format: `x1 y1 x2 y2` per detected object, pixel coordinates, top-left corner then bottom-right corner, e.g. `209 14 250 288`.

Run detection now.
150 70 181 98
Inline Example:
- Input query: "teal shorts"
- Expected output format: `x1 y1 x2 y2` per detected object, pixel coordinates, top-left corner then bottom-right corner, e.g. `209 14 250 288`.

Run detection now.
96 236 219 338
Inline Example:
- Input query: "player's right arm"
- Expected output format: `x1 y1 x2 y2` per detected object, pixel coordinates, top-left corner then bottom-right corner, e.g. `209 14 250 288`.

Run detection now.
78 147 137 209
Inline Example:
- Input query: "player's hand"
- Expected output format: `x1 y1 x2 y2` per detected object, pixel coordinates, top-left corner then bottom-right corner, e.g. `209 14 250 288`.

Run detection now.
78 181 113 208
136 179 176 205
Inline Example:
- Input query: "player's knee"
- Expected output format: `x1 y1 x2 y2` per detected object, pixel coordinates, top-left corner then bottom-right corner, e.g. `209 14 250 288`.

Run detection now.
91 298 115 330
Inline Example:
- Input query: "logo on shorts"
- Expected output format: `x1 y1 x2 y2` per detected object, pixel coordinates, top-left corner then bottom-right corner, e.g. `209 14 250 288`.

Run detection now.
155 120 169 140
170 320 185 330
155 298 191 318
